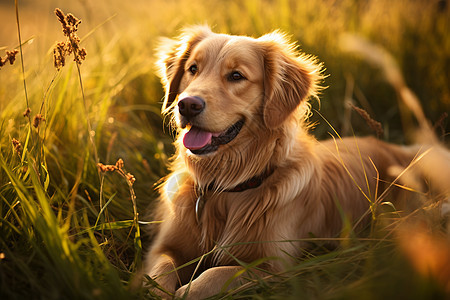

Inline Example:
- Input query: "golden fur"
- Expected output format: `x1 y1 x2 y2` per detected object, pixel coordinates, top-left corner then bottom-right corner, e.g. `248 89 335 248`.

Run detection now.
144 26 418 299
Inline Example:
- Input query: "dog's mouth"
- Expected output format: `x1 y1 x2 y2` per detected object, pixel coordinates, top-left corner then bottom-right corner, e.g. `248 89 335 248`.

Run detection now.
183 119 245 155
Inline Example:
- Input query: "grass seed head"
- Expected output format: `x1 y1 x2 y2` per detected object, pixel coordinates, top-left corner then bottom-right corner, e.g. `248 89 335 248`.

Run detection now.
350 103 384 138
98 159 136 186
433 112 448 138
55 8 81 37
53 8 86 69
23 107 31 117
115 158 124 170
54 8 67 30
32 114 45 128
98 163 117 172
126 173 136 185
12 138 22 156
53 41 72 70
0 49 19 69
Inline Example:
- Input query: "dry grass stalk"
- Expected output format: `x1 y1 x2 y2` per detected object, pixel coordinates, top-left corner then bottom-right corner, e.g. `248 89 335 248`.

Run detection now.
433 112 448 138
0 49 19 69
98 158 136 185
53 8 87 70
339 34 431 138
350 103 384 138
52 8 99 168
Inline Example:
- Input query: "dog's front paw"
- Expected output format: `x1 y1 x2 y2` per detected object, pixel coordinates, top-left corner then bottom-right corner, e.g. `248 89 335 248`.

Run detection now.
174 284 190 299
175 282 224 300
175 283 208 300
150 288 173 300
143 276 176 299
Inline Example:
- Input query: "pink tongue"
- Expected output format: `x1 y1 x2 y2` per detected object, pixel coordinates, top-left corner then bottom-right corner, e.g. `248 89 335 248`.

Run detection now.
183 127 213 150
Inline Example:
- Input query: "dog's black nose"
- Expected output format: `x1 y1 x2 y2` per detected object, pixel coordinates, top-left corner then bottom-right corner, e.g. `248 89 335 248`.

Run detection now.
178 96 205 118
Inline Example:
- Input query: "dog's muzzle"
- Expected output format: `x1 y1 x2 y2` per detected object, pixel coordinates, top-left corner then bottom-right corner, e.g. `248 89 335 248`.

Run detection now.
183 119 245 155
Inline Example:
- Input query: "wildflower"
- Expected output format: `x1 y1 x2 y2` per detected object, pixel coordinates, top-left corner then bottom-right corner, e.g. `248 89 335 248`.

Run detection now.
53 8 87 70
0 49 19 69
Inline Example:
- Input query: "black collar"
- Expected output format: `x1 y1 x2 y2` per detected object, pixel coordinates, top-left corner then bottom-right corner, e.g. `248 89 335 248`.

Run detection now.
207 168 274 193
195 169 274 223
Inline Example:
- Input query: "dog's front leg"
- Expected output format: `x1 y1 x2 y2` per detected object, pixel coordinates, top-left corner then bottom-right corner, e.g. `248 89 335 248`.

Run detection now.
145 254 180 298
175 266 265 299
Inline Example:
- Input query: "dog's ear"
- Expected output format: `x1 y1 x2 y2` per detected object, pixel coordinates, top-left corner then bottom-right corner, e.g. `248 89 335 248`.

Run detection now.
259 31 321 128
156 26 211 114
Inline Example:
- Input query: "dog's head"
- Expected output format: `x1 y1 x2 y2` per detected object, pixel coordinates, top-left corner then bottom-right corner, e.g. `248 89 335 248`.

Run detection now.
156 25 321 187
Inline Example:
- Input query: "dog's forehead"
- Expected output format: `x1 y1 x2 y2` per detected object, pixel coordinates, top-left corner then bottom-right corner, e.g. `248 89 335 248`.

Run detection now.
192 34 261 65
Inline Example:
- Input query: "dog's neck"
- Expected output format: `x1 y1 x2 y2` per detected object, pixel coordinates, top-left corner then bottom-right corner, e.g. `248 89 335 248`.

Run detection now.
194 168 274 223
202 168 274 193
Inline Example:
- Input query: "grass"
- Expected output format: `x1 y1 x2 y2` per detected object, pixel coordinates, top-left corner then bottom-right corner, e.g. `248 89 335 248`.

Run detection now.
0 0 449 299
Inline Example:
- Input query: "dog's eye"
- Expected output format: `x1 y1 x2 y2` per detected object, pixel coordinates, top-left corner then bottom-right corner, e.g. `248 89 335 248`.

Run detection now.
189 64 198 75
228 71 245 81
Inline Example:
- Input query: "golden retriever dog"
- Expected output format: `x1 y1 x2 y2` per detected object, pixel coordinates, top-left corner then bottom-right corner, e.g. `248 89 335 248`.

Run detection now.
144 25 421 299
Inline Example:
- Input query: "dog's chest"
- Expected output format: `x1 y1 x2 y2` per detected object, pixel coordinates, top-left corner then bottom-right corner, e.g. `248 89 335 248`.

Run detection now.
195 191 279 265
197 192 230 245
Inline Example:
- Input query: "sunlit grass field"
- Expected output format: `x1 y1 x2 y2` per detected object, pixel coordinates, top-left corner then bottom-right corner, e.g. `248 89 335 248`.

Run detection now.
1 0 449 299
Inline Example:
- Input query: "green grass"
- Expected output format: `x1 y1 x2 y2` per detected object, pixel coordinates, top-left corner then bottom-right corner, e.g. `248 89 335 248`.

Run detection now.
0 0 449 299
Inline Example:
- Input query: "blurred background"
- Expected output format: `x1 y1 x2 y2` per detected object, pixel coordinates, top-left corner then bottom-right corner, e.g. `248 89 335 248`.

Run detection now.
0 0 449 298
1 0 448 140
